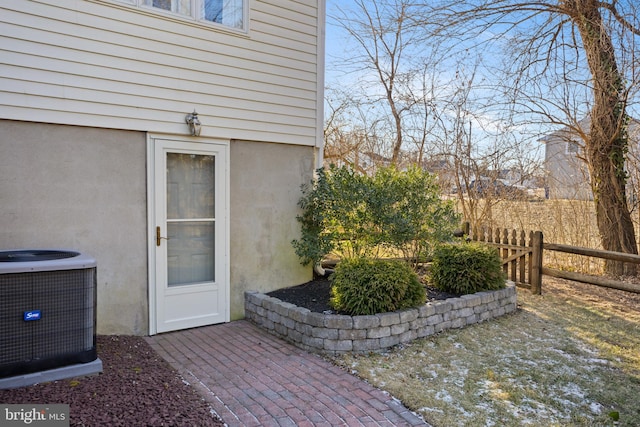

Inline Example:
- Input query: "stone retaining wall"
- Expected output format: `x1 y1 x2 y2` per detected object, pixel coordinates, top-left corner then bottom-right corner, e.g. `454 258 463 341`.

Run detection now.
244 282 517 355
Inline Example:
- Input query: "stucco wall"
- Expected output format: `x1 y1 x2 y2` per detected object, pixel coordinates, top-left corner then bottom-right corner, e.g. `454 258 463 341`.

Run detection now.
0 120 148 335
1 122 317 333
230 140 315 320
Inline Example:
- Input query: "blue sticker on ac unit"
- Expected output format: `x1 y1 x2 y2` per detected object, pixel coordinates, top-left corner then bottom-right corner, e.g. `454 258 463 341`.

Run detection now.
24 310 41 321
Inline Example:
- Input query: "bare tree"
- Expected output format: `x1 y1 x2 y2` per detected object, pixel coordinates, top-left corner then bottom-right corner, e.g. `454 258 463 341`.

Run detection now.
324 86 393 173
402 58 451 166
420 0 640 275
323 89 363 170
331 0 429 164
327 0 545 227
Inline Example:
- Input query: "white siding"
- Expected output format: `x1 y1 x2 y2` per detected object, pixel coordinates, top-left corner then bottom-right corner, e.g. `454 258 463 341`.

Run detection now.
0 0 323 146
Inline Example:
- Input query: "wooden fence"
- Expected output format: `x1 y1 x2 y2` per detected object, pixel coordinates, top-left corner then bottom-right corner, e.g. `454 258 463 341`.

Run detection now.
466 224 542 294
466 222 640 294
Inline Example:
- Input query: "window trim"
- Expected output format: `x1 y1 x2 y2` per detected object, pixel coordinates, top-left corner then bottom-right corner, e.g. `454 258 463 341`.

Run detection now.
97 0 249 33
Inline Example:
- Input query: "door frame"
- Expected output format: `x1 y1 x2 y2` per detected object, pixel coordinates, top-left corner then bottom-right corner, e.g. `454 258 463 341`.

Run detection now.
147 134 230 335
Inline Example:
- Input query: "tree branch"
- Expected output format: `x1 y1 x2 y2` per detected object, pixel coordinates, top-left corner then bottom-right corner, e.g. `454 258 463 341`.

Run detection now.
598 1 640 36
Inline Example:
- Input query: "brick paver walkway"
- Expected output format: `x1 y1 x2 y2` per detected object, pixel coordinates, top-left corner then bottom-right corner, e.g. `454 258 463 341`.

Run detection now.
146 320 429 426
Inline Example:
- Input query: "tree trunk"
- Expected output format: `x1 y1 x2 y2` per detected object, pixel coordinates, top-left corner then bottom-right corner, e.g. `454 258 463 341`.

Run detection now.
388 89 403 165
568 0 638 275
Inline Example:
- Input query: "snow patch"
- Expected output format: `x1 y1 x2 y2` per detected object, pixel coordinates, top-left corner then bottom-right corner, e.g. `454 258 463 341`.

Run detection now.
589 402 603 414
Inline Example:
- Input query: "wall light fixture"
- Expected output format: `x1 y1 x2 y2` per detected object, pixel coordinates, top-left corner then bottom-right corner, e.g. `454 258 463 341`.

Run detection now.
185 110 202 136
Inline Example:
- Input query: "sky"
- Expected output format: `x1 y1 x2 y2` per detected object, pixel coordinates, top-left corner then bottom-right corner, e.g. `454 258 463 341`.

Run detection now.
321 0 640 166
324 0 361 88
322 0 545 163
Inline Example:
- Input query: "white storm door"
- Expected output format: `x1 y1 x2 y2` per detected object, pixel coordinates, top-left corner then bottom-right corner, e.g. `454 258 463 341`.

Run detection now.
153 139 228 334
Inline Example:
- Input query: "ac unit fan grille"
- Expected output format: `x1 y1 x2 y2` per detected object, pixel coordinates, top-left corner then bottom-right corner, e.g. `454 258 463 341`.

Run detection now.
0 268 97 378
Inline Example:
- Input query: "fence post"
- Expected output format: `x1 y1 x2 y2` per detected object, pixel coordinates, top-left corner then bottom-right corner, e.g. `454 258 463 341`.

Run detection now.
510 229 517 282
530 231 543 295
502 228 509 275
519 230 526 284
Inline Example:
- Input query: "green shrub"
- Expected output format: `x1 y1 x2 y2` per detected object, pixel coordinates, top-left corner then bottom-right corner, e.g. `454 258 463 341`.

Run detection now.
430 242 505 295
292 165 372 265
292 165 460 268
330 258 426 315
369 165 460 265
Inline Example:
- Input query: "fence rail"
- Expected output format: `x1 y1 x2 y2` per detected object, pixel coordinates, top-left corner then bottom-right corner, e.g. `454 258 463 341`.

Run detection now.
467 222 640 294
542 243 640 294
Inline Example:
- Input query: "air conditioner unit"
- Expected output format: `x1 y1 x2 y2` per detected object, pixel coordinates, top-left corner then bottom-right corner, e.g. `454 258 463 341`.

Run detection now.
0 250 98 379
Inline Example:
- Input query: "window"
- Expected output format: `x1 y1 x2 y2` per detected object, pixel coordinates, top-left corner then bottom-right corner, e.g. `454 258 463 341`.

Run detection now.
202 0 243 28
123 0 245 30
565 140 581 155
144 0 191 17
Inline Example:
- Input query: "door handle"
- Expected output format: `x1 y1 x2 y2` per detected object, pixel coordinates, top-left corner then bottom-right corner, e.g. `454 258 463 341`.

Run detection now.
156 226 170 246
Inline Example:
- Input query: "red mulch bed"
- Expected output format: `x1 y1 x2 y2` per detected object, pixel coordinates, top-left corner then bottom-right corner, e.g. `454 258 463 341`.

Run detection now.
0 336 224 427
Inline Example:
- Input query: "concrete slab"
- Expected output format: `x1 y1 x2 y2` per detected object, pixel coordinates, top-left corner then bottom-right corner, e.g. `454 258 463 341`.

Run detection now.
0 359 103 390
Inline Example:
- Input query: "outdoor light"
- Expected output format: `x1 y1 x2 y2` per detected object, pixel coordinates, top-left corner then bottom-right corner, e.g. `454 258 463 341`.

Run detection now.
185 110 202 136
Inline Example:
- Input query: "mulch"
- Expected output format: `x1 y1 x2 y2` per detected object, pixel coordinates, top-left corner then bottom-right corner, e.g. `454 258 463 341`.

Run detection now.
267 276 460 313
0 335 224 427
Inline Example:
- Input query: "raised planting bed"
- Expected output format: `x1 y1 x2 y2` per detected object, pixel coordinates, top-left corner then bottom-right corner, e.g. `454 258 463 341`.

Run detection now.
244 282 517 355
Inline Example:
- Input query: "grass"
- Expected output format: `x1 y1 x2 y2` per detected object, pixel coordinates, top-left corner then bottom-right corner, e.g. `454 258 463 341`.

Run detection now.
332 278 640 426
